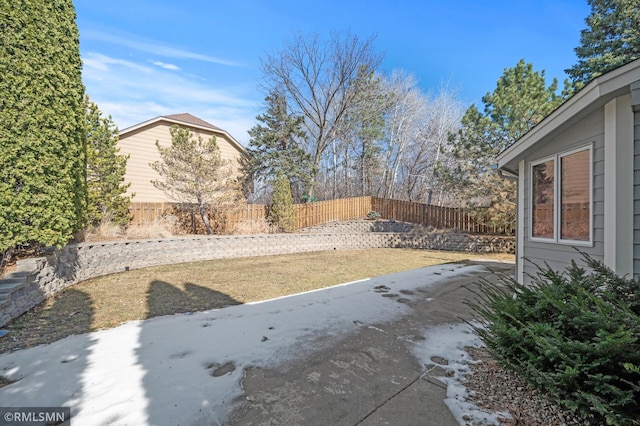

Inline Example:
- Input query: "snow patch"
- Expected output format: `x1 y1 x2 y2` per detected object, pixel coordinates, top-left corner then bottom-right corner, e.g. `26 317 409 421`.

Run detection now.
412 322 512 425
0 263 484 425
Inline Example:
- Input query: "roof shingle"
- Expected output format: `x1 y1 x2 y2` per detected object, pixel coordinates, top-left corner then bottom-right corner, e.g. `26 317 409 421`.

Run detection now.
162 113 222 131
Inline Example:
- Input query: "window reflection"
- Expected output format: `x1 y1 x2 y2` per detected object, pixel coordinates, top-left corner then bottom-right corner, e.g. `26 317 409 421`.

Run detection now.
561 150 590 241
532 159 554 239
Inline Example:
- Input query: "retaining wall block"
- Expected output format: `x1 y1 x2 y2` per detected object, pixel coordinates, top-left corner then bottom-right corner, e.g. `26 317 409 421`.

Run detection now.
0 224 514 326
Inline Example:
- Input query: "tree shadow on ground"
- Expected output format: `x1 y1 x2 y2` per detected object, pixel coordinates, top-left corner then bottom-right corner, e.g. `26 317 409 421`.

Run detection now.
140 281 242 425
0 288 94 354
146 280 241 319
0 288 95 421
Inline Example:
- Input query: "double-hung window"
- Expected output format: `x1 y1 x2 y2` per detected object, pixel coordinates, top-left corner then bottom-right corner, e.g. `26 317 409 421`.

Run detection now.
530 145 592 245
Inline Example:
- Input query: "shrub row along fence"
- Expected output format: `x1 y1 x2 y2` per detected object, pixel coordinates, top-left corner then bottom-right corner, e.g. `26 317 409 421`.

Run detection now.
129 196 515 235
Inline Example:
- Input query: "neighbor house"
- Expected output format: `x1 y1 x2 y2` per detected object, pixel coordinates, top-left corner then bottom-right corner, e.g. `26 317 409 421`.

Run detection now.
496 58 640 284
118 113 247 203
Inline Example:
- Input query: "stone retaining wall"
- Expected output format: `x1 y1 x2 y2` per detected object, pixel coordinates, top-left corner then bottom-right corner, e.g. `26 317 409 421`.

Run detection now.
299 220 420 233
0 224 514 326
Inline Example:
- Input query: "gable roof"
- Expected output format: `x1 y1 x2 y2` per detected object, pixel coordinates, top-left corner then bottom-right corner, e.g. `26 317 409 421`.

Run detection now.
162 113 223 131
497 58 640 173
118 113 246 155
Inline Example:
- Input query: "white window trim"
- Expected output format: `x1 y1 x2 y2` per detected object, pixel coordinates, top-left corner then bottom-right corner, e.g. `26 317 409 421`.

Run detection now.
529 144 593 246
529 155 556 243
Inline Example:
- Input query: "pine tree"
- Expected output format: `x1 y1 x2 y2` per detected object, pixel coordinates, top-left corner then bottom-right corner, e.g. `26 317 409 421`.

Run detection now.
269 174 296 232
85 97 131 226
566 0 640 86
246 89 313 200
443 60 565 226
151 126 243 235
0 0 87 254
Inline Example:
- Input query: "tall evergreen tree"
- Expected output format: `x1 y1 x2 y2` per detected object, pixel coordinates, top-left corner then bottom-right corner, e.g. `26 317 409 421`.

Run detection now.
0 0 87 255
566 0 640 86
443 60 564 226
85 97 131 226
246 89 313 201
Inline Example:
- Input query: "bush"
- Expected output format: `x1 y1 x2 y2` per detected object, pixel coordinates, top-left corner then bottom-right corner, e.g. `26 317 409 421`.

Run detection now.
366 210 381 220
85 97 131 226
269 174 296 232
469 253 640 425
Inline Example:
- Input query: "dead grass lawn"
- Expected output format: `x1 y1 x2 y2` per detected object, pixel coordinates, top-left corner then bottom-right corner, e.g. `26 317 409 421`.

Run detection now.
0 249 513 354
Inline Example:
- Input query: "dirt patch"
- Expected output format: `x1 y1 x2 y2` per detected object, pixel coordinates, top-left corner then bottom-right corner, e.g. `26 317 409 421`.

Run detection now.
465 347 601 425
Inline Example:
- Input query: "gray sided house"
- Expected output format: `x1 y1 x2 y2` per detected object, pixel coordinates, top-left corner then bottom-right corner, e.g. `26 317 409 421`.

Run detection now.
497 58 640 284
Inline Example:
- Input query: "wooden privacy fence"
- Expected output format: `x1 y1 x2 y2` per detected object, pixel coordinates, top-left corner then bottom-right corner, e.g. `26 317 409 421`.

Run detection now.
371 197 514 235
128 198 371 234
128 202 268 234
294 197 372 228
129 202 173 223
128 196 514 235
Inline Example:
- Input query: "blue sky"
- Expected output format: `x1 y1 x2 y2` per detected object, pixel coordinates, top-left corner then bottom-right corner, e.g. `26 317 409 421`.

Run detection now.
76 0 591 145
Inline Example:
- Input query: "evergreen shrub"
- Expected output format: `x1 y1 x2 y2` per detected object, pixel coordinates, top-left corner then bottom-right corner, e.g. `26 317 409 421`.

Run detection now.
469 253 640 425
366 210 381 220
269 174 296 232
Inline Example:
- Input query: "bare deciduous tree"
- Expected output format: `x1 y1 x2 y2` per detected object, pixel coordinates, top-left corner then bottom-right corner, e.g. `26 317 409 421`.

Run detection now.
256 35 467 205
326 69 388 198
376 74 463 205
377 71 428 200
261 31 383 196
402 84 464 205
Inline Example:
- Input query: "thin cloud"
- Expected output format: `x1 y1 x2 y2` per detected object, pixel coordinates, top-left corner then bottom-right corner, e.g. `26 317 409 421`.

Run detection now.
82 52 257 144
84 29 241 67
152 61 181 71
83 53 153 73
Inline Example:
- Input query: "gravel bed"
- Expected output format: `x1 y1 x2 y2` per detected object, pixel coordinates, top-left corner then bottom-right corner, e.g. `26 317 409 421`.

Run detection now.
463 347 605 426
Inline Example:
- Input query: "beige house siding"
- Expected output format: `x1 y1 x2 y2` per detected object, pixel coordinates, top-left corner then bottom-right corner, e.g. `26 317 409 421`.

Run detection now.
118 116 246 203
